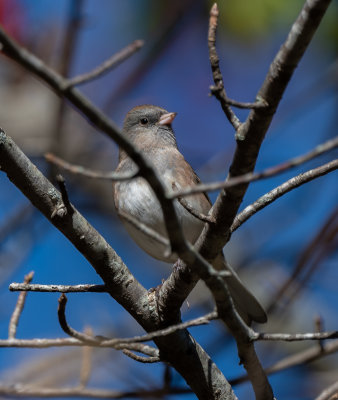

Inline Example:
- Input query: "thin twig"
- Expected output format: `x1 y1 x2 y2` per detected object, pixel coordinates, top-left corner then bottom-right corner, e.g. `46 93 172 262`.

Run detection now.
266 208 338 314
209 86 268 109
169 137 338 199
45 152 137 181
172 182 215 223
315 381 338 400
254 331 338 341
122 349 160 363
230 339 338 386
8 271 34 339
208 3 241 130
9 283 107 293
64 40 144 89
231 159 338 232
59 294 218 346
117 209 170 248
58 294 101 344
177 196 215 223
0 385 190 398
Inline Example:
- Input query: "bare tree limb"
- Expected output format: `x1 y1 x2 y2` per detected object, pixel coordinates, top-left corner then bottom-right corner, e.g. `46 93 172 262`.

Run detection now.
0 23 197 268
231 159 338 232
315 381 338 400
117 209 170 248
265 207 338 315
169 136 338 199
0 129 234 399
64 40 144 89
8 271 34 339
122 349 160 363
0 385 190 398
254 331 338 341
58 294 102 344
208 4 241 130
164 1 333 398
231 339 338 386
45 152 137 181
10 283 107 293
209 86 268 109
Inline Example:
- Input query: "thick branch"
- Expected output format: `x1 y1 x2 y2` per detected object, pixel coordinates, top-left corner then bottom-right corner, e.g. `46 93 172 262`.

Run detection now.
200 0 333 261
0 129 234 399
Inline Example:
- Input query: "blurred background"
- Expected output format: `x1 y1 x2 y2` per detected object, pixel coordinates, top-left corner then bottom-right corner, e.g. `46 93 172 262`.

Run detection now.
0 0 337 399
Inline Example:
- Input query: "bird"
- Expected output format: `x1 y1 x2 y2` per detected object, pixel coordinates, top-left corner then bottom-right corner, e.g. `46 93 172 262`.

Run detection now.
113 105 267 324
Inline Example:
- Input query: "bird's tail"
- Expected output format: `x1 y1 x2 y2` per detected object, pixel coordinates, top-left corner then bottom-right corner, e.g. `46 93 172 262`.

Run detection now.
214 255 267 325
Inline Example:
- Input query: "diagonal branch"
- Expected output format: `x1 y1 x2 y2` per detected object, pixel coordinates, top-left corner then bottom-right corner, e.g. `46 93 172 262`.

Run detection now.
8 271 34 339
231 159 338 232
64 40 144 89
0 129 234 399
45 152 138 181
169 136 338 199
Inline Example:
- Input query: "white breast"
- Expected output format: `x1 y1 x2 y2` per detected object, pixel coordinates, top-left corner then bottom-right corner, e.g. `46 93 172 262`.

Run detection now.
115 176 204 263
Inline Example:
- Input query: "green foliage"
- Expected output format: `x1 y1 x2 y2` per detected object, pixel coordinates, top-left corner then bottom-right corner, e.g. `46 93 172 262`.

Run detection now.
213 0 337 48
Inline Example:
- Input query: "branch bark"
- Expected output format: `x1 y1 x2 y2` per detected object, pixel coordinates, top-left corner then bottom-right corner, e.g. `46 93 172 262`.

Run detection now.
0 129 235 399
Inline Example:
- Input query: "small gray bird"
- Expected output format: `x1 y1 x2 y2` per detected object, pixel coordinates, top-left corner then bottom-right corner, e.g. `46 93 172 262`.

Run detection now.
114 105 267 324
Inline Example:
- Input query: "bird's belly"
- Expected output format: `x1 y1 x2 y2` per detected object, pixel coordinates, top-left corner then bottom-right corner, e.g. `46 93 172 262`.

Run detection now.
115 178 204 262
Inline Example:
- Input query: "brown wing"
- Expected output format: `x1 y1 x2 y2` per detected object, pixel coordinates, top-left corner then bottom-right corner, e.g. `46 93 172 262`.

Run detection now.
168 149 212 215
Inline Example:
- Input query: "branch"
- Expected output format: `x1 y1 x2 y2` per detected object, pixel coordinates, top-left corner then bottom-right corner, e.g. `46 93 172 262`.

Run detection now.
9 283 107 293
169 136 338 199
315 381 338 400
0 24 195 268
208 4 241 130
254 331 338 341
0 385 190 398
45 152 137 181
166 1 332 398
231 159 338 232
117 209 170 248
209 86 268 109
0 118 235 399
58 294 102 344
231 339 338 386
58 292 218 346
8 271 34 339
266 207 338 314
64 40 144 89
51 174 73 218
122 349 160 363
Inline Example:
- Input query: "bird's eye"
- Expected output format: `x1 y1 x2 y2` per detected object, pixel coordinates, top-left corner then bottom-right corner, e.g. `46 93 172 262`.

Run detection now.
140 118 148 125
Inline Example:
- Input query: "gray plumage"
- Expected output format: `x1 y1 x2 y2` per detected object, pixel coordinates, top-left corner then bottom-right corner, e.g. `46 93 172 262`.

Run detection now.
114 105 267 324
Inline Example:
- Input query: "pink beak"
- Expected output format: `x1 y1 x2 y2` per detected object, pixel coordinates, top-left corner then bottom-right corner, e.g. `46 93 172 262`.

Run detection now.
158 112 177 126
